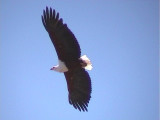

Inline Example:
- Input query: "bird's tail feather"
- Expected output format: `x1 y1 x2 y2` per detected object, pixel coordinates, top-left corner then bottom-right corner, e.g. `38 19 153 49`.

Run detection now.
80 55 93 70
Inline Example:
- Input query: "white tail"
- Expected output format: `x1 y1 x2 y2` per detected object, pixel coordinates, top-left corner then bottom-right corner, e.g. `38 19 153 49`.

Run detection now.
80 55 93 70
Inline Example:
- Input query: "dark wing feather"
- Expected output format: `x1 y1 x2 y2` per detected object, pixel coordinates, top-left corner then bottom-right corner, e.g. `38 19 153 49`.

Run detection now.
64 68 92 111
41 7 81 67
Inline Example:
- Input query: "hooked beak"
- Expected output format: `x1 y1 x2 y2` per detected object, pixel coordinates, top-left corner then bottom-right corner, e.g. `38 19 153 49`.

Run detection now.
50 67 54 70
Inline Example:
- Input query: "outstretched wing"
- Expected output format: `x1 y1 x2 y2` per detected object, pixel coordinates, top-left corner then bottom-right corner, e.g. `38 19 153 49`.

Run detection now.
41 7 81 68
64 68 92 111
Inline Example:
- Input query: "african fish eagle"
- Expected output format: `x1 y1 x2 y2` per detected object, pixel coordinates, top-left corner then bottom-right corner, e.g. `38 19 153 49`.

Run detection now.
41 7 92 112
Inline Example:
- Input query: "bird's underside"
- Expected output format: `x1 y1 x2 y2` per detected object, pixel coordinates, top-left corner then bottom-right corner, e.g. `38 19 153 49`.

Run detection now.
42 7 92 112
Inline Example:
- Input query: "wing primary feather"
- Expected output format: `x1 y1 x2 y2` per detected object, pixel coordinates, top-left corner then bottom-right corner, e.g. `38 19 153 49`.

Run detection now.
43 10 47 25
53 9 55 19
79 102 87 112
81 103 88 111
49 7 52 20
41 16 45 28
72 102 78 110
56 13 59 21
74 102 81 111
77 102 85 111
46 7 50 20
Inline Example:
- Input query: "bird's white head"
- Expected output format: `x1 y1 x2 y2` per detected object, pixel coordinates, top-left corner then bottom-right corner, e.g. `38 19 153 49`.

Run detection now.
50 65 58 71
50 60 68 73
50 65 62 72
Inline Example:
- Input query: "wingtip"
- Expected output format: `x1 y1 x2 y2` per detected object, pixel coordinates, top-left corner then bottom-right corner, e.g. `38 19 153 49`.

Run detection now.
44 6 54 12
70 101 89 112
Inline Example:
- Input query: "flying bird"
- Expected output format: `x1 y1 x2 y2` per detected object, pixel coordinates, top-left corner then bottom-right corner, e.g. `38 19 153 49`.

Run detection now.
41 7 92 112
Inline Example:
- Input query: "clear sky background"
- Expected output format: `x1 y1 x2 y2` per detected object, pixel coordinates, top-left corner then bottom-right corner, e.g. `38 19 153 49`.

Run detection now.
1 0 159 120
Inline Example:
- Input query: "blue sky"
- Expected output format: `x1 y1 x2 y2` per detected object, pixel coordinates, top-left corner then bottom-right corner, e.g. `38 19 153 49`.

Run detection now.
1 0 159 120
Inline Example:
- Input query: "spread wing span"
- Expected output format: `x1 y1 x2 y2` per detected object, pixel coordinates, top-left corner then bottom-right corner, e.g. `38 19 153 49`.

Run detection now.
42 7 81 68
41 7 92 112
64 68 91 111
